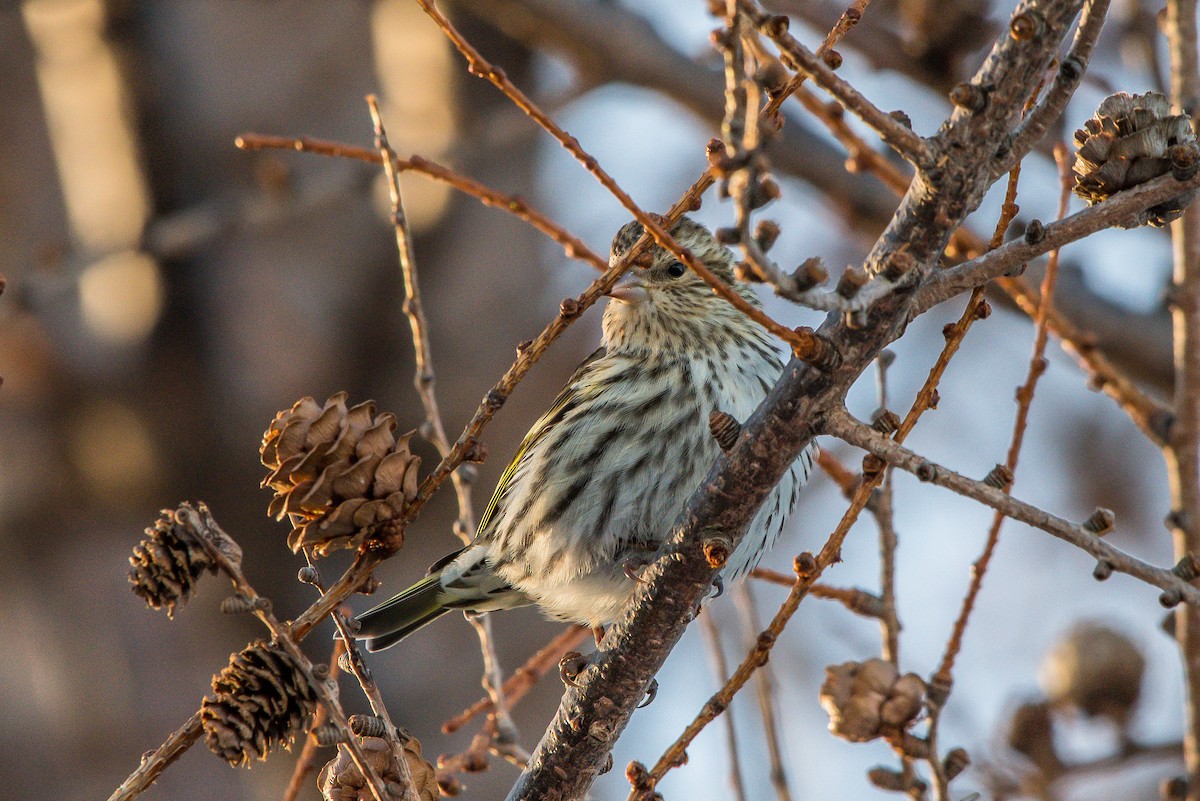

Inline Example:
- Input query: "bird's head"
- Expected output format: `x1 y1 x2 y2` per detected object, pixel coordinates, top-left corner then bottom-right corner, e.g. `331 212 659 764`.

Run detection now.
602 215 758 353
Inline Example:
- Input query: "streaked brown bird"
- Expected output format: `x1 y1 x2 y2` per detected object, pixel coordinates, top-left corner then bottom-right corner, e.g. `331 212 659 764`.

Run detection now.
354 216 815 651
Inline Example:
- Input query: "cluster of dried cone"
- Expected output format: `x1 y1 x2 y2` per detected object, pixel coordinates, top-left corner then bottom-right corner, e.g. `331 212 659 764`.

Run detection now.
319 732 440 801
819 657 926 743
126 394 443 798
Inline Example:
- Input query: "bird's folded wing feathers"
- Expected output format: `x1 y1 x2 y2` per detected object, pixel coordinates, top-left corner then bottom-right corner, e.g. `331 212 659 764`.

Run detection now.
475 347 607 541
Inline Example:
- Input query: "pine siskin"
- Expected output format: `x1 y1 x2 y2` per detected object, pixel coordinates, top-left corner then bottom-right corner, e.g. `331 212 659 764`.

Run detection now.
354 216 816 651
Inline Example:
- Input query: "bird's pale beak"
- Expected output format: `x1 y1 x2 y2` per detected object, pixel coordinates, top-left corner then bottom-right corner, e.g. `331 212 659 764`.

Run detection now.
606 276 649 304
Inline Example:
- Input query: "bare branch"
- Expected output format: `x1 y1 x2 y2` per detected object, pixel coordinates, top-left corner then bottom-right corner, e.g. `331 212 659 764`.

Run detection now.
442 625 589 735
106 713 203 801
1002 0 1112 171
699 611 750 801
733 585 795 801
743 2 933 166
235 132 608 273
915 171 1200 316
282 643 342 801
824 409 1200 607
751 568 886 618
1165 1 1200 794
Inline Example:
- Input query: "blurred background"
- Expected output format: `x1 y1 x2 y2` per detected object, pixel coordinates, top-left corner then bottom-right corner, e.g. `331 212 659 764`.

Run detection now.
0 0 1191 799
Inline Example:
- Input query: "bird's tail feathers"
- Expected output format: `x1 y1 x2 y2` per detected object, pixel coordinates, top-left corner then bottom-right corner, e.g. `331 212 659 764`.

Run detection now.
354 574 449 651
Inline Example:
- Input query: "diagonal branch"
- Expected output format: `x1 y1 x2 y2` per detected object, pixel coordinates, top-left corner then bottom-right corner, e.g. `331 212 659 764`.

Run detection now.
1001 0 1112 172
742 2 932 166
235 133 608 273
914 171 1200 316
824 409 1200 606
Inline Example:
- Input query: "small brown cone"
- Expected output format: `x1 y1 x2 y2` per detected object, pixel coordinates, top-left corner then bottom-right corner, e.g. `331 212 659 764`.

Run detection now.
318 733 440 801
128 502 229 617
1038 621 1145 726
1073 91 1199 227
819 658 926 742
261 393 421 555
201 642 318 767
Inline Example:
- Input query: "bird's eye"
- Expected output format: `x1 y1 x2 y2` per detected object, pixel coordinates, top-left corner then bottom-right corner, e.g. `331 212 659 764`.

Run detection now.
666 261 686 278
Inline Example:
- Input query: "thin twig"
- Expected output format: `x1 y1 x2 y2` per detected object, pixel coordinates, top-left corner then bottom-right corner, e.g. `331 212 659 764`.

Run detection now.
465 613 515 741
916 155 1029 798
792 85 911 194
927 143 1073 801
734 584 794 801
235 132 608 273
106 713 203 801
934 145 1072 685
750 568 884 618
699 610 750 801
824 410 1200 606
873 351 902 666
369 95 520 772
742 1 932 166
816 448 862 498
999 273 1174 445
442 625 590 734
282 642 341 801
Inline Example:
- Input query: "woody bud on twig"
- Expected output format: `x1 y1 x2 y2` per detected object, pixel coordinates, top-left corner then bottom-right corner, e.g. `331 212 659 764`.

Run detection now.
791 257 828 291
709 410 742 452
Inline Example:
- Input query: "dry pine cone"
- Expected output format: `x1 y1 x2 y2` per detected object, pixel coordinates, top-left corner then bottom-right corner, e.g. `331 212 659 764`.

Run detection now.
1073 91 1199 227
819 658 926 742
201 642 318 767
261 393 421 555
319 733 440 801
1038 621 1145 725
128 502 235 617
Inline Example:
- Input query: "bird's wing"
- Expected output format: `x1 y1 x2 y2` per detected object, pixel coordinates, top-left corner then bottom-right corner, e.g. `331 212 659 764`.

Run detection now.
475 346 607 539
